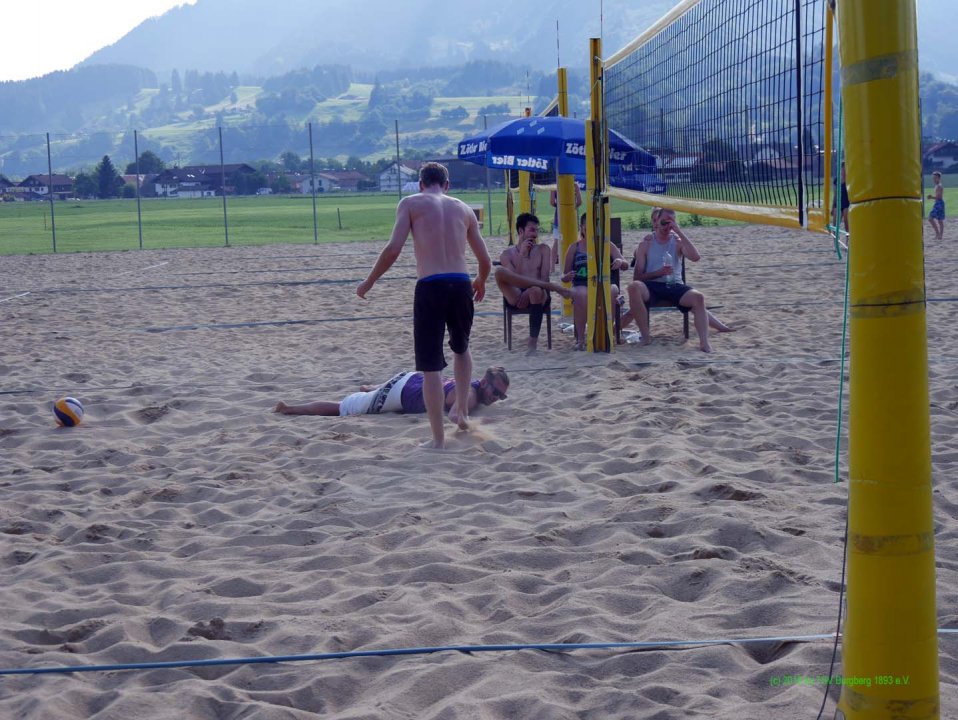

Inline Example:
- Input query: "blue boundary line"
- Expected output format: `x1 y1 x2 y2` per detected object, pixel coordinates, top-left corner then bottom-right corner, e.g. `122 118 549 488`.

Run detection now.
0 633 836 676
1 630 955 677
20 354 958 397
23 276 419 295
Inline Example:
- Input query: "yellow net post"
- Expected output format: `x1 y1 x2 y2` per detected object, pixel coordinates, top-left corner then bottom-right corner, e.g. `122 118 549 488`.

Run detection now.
505 173 515 245
518 107 533 214
837 1 939 717
586 37 612 353
556 67 578 317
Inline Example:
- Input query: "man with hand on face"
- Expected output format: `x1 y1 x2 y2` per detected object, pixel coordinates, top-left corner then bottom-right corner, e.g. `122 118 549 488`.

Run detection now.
494 212 571 353
623 207 733 353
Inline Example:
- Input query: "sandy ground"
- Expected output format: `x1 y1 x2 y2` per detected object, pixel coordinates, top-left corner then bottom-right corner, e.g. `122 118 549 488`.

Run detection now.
0 222 955 719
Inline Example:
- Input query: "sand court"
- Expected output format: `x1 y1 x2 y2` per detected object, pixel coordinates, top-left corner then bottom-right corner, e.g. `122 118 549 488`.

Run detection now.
1 224 956 718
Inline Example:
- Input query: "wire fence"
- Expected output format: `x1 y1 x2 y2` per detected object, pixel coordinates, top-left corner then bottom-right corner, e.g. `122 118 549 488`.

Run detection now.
0 122 506 254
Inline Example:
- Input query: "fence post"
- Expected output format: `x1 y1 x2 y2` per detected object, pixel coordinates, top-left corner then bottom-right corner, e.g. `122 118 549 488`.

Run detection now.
309 122 318 244
134 130 144 249
394 119 402 201
484 115 492 231
219 126 229 247
46 133 57 253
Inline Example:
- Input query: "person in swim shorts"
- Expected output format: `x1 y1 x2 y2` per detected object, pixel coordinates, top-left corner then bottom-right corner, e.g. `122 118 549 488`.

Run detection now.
273 366 510 426
357 162 492 449
928 170 945 241
833 161 850 233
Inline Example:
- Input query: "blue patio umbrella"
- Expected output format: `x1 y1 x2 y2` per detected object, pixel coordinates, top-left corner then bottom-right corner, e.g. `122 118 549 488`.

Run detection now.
457 116 663 192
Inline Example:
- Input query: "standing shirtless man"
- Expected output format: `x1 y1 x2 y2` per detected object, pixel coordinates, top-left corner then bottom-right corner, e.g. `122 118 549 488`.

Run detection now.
357 162 492 449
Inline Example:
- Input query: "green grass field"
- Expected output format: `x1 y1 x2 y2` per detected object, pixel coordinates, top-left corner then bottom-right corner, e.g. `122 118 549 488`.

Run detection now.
3 187 950 256
1 193 519 255
0 191 733 255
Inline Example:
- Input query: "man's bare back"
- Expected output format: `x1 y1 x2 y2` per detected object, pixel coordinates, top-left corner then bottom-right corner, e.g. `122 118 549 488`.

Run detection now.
401 192 476 278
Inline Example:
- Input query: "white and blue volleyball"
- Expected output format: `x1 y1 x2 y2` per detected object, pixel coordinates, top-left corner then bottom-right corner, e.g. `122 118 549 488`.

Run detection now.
53 397 84 427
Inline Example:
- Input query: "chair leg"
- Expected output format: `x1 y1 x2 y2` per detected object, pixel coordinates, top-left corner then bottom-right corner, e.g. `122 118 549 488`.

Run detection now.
507 310 513 351
546 305 552 349
683 312 690 339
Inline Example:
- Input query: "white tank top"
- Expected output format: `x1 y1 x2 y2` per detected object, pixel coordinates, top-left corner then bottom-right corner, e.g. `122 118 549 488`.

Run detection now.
644 235 680 276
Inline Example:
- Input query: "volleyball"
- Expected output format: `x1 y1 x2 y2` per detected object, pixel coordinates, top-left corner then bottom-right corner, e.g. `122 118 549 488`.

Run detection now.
53 397 84 427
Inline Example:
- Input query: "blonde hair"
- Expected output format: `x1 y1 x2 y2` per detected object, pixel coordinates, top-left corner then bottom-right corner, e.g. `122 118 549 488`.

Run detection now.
651 207 675 223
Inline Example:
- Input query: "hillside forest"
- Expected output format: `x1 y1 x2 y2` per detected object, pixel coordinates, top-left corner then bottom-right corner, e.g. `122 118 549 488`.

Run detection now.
0 58 956 180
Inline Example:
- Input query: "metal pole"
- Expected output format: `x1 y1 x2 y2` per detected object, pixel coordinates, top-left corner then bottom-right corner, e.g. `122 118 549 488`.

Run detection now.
219 126 229 247
134 130 143 249
793 0 805 227
586 37 611 353
484 115 492 232
395 119 402 202
556 68 576 318
46 133 57 253
308 122 319 244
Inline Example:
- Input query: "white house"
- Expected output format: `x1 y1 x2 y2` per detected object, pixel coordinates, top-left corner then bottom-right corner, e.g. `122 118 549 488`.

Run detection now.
301 173 343 193
925 141 958 172
379 163 418 193
655 155 699 184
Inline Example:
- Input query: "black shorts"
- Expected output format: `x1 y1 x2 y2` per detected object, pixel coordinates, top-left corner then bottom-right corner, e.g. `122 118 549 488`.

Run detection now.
833 182 849 211
645 281 692 309
413 274 474 372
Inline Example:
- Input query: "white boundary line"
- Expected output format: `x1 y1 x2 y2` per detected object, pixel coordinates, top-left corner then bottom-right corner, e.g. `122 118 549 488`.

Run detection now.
113 261 169 277
1 261 171 303
0 292 31 304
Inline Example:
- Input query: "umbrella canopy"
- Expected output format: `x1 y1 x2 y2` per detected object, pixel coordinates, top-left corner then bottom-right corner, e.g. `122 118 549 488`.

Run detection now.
457 116 663 192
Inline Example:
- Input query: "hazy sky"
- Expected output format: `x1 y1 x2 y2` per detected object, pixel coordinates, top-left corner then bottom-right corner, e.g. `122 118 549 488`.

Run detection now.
0 0 196 83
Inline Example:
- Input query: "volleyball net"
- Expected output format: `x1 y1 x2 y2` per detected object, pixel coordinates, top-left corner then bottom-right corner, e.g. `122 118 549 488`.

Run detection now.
603 0 832 231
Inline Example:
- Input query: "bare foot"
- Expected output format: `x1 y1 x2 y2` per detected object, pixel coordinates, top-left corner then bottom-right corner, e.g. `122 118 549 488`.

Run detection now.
527 338 538 354
273 401 289 414
456 416 471 431
420 438 445 450
715 325 735 333
699 342 713 353
640 337 653 347
359 384 374 391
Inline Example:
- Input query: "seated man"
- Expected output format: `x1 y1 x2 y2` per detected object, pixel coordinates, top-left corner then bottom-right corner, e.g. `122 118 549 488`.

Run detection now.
561 212 630 350
274 366 509 427
494 212 571 352
623 207 732 353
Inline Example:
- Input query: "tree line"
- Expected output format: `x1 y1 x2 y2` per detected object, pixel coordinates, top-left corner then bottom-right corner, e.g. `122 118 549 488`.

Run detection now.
42 149 423 200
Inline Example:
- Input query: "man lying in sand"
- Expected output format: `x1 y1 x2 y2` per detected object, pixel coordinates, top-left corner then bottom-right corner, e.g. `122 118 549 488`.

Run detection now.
273 367 509 426
622 207 733 353
357 161 492 449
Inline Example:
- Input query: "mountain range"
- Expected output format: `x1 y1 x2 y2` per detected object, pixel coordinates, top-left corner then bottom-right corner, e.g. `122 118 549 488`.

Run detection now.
0 0 955 178
78 0 955 79
79 0 674 78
